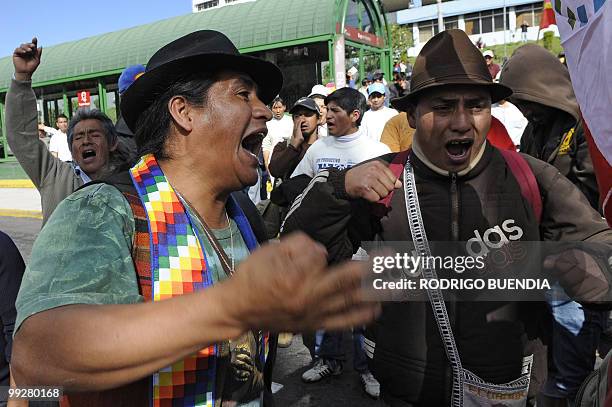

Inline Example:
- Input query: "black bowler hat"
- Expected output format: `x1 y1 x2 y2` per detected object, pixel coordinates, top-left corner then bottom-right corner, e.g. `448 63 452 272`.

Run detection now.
121 30 283 132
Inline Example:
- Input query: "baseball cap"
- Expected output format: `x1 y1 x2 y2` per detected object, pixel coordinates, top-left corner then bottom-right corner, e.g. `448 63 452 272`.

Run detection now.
309 84 330 98
367 82 386 95
483 50 495 58
118 64 146 95
289 97 321 115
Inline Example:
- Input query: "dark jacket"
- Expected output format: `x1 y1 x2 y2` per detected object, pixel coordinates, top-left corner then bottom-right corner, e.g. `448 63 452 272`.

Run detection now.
0 232 25 387
278 144 612 406
268 141 312 181
500 44 600 210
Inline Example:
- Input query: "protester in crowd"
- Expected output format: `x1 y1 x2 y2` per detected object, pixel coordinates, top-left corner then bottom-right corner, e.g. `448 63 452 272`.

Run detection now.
10 31 379 407
379 111 414 152
358 78 370 100
279 29 612 406
501 43 606 406
501 44 599 210
491 99 528 148
113 64 146 161
269 97 320 181
37 122 50 148
309 84 330 138
388 72 407 101
0 231 25 389
262 96 292 169
361 82 398 143
42 114 71 162
290 87 390 178
483 50 501 79
347 66 358 89
279 87 387 399
268 96 322 348
6 38 122 224
521 22 530 42
372 71 391 107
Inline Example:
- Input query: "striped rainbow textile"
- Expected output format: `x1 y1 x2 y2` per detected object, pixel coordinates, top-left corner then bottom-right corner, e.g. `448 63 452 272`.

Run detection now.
129 153 263 406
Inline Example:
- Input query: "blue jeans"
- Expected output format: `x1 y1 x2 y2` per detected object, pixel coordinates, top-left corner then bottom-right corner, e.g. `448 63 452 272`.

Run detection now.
318 327 369 373
542 285 607 399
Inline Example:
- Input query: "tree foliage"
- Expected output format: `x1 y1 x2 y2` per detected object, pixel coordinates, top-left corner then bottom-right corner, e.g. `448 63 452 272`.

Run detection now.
390 24 414 62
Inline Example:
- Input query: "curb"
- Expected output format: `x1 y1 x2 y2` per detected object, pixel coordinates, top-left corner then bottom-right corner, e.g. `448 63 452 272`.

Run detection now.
0 209 42 219
0 180 35 188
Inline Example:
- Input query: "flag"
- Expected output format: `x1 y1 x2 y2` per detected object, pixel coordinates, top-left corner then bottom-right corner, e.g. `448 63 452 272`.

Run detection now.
555 0 612 224
540 0 557 29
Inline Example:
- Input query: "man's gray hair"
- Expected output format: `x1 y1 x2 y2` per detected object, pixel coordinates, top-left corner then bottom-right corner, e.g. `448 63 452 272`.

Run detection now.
67 108 118 147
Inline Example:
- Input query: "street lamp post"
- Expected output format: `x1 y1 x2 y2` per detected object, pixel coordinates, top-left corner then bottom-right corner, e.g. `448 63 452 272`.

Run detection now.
437 0 444 34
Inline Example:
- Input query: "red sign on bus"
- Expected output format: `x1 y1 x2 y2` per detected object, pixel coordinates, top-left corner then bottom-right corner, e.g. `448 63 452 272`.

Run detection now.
77 90 91 107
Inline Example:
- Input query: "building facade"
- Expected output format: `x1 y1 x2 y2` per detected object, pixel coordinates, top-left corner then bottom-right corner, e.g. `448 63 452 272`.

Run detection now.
395 0 557 56
192 0 255 13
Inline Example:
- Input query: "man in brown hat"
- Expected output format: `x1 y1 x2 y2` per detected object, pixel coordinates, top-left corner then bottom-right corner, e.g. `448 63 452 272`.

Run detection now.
279 29 612 406
10 30 380 406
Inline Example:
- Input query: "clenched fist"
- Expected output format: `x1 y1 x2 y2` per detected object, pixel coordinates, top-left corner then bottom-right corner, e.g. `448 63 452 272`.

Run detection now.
345 160 402 202
13 37 42 82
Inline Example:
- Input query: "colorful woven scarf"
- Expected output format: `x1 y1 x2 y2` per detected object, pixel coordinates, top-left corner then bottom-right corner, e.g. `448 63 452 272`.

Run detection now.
129 154 262 407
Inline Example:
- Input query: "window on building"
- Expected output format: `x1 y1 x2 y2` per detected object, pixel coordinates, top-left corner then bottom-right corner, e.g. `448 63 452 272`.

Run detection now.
418 19 439 43
515 3 543 28
464 12 480 35
196 0 219 11
494 9 509 32
480 10 493 33
444 16 458 30
463 8 510 35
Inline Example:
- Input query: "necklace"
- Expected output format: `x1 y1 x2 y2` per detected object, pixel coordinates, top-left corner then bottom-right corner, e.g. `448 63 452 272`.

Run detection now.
225 210 235 274
174 190 235 276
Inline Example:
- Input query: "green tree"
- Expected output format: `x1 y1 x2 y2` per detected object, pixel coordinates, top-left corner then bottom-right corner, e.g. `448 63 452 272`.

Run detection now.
390 24 414 62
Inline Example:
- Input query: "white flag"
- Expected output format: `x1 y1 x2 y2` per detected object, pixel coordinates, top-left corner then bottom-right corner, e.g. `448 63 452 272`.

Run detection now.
554 0 612 165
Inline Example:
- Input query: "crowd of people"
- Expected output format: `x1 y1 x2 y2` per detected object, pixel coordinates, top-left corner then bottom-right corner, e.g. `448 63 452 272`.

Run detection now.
0 26 611 407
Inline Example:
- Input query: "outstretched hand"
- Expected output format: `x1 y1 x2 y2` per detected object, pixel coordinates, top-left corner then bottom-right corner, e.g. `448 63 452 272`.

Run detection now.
227 232 381 333
13 37 42 81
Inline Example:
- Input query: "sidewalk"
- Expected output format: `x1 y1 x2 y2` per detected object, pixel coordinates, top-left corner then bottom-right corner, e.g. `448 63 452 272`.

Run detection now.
0 187 42 219
0 162 41 219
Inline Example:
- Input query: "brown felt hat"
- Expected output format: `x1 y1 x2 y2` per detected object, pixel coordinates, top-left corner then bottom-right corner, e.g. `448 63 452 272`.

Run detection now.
391 29 512 111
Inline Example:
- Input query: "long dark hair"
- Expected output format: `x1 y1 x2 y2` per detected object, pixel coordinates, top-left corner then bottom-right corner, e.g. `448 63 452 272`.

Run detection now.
134 72 216 159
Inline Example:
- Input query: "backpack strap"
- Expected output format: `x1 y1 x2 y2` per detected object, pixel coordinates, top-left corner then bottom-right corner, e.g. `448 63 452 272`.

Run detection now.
499 149 542 223
374 149 411 216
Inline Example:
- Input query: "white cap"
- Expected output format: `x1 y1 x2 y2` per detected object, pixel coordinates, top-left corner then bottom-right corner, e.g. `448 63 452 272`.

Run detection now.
309 84 330 97
483 50 494 58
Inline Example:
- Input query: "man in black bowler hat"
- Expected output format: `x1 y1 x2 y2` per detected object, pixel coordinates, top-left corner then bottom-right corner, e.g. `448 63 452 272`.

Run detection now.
10 30 380 407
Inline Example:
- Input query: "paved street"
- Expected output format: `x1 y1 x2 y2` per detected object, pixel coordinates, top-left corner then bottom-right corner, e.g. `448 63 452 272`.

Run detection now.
0 215 386 406
0 215 41 262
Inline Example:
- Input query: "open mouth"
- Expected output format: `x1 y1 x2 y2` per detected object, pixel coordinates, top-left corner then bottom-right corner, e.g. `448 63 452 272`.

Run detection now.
445 139 473 162
82 149 97 162
241 131 266 157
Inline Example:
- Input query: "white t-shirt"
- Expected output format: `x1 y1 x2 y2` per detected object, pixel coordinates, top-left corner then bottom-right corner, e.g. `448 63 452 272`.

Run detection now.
361 106 399 143
47 130 72 162
491 101 528 147
263 115 293 154
291 128 391 178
